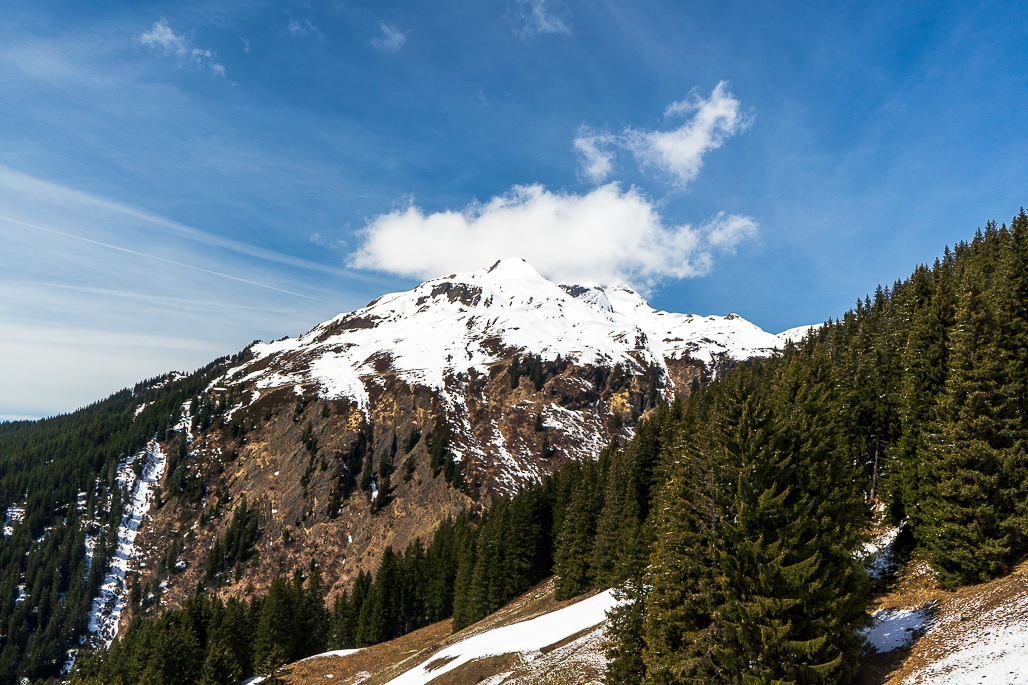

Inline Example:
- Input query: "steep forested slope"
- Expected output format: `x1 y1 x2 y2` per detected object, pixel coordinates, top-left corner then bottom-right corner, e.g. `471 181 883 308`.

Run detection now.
0 361 227 683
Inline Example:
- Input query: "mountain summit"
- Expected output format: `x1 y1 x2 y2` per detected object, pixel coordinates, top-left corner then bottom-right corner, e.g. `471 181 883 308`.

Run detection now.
226 258 809 488
233 258 805 413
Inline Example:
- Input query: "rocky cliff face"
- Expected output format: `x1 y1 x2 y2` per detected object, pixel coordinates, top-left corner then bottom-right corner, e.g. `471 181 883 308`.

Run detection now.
119 259 809 630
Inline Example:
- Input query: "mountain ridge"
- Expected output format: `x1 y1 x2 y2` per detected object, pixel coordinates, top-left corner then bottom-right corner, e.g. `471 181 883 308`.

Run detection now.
84 258 811 650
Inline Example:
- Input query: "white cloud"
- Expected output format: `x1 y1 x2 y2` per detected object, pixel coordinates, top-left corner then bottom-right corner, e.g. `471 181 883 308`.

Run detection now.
624 81 751 187
348 183 756 288
372 24 407 52
704 211 758 251
517 0 571 36
140 19 225 76
573 128 616 183
140 19 188 55
288 19 323 38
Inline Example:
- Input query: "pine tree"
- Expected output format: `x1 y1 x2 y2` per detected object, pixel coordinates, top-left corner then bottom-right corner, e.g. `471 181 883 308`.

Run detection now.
331 590 354 649
553 462 600 600
199 641 243 685
920 259 1010 586
894 264 953 525
642 361 869 684
995 210 1028 553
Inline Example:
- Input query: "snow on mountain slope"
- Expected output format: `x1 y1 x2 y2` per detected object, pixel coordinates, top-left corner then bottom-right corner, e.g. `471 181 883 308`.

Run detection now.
85 438 168 647
383 588 618 685
228 259 802 408
218 259 814 492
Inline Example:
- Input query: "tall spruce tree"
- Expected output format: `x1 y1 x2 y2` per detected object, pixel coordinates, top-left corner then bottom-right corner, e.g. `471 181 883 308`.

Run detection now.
643 359 868 684
995 210 1028 552
894 263 953 525
919 258 1010 586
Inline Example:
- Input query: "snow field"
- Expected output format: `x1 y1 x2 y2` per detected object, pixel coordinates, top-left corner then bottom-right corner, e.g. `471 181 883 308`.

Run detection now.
229 259 810 413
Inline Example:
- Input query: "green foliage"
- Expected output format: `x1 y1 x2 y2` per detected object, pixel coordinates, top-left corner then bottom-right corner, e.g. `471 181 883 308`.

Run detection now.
427 424 465 489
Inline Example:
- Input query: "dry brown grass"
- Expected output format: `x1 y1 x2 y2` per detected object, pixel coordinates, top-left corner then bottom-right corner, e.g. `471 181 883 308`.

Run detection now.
856 554 1028 685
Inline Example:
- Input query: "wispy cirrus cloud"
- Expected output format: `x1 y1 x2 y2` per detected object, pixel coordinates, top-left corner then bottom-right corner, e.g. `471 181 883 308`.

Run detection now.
349 183 756 289
140 19 225 76
515 0 571 36
288 18 323 39
574 82 751 188
372 24 407 52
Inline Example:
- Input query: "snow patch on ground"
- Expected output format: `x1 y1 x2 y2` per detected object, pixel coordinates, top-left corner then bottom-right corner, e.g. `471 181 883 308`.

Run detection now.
865 607 929 652
300 649 362 662
3 505 25 536
382 589 619 685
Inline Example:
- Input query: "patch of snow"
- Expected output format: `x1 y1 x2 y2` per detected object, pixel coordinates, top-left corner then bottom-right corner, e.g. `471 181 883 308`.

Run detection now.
865 607 928 652
775 324 820 346
300 648 362 662
133 402 149 417
382 589 619 685
173 400 194 441
61 649 78 675
499 624 609 685
3 505 25 536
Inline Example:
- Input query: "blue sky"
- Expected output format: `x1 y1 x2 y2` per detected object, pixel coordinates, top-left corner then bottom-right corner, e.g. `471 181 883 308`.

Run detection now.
2 1 1027 419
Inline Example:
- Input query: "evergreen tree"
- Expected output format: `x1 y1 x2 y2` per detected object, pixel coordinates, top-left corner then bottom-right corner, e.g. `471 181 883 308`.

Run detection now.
894 264 953 524
643 361 869 684
553 461 600 600
199 641 242 685
920 258 1010 585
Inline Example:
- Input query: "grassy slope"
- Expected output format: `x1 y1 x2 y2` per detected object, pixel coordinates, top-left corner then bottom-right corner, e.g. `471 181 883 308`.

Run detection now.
859 550 1028 684
285 577 608 685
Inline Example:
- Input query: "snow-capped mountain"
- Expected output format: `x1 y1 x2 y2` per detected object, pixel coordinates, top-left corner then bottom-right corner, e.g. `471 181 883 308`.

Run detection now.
98 258 813 635
223 258 810 491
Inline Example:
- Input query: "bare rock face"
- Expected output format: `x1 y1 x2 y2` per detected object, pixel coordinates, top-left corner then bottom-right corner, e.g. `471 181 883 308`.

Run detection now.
124 259 810 623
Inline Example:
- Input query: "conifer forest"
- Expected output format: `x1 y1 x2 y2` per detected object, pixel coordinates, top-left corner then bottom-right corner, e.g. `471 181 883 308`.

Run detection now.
4 213 1028 683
